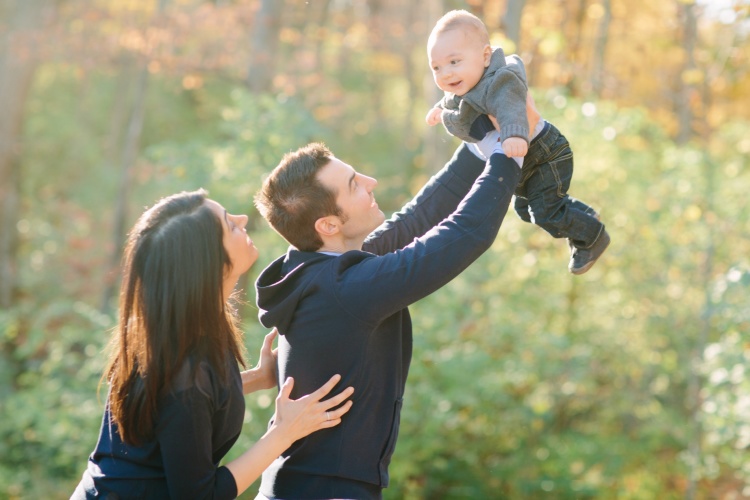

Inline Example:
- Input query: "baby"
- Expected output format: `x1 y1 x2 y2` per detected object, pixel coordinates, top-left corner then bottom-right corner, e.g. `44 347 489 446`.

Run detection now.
426 10 610 275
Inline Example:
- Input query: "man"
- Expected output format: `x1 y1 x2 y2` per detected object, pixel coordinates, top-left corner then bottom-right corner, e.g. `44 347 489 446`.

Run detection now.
253 126 519 499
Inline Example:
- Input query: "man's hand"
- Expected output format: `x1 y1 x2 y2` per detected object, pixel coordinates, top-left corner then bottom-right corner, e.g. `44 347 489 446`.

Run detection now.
489 92 541 141
501 137 528 158
526 92 541 138
425 107 442 126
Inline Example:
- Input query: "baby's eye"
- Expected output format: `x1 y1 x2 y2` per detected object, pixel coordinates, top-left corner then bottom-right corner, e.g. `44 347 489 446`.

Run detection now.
450 59 459 65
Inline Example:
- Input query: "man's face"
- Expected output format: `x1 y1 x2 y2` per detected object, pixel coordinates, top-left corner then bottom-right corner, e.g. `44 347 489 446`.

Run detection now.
316 157 385 247
429 28 491 96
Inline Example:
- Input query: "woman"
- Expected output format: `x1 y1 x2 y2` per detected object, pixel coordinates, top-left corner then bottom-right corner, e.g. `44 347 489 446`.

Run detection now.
72 190 354 499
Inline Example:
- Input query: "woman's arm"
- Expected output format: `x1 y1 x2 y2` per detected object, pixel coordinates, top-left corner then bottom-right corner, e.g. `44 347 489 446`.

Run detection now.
226 375 354 496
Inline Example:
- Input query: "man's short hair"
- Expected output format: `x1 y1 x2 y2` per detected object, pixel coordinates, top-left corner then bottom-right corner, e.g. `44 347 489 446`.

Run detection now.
429 9 490 47
255 142 344 252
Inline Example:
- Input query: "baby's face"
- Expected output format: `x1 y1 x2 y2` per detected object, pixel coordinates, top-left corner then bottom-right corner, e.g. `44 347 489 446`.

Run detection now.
428 29 491 96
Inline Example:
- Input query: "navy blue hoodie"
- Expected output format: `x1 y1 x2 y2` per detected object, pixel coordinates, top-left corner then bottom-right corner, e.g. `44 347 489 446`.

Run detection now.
255 145 520 499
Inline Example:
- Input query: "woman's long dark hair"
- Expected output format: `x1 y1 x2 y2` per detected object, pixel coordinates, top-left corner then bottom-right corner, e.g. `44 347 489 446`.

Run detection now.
105 189 246 445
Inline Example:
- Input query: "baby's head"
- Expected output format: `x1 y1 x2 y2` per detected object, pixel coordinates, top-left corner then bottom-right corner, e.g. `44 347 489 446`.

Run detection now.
428 10 491 96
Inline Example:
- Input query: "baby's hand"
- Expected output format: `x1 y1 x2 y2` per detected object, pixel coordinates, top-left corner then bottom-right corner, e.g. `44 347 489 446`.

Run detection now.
501 137 528 157
426 107 442 126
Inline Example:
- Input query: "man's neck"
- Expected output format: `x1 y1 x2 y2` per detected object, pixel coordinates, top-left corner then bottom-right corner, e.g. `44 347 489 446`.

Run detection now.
317 238 364 254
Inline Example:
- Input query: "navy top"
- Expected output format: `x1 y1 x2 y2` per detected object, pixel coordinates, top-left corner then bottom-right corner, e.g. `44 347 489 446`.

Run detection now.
255 145 520 499
72 356 244 499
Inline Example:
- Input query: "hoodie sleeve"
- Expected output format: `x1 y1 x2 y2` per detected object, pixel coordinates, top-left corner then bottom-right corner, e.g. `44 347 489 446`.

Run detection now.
363 143 486 256
342 152 520 324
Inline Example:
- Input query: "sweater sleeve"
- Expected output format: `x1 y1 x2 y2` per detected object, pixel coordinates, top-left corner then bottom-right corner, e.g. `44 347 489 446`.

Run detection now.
156 384 238 500
481 56 529 143
342 152 520 324
363 143 486 255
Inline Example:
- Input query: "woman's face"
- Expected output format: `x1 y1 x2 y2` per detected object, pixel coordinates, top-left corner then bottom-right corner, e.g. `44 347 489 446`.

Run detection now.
205 199 259 281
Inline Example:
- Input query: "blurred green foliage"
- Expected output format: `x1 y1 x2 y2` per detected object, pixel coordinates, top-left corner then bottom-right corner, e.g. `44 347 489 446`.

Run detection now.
4 80 749 499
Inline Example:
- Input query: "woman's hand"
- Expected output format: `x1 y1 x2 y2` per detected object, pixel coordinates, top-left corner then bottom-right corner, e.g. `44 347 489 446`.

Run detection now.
272 374 354 444
241 329 278 394
225 374 354 495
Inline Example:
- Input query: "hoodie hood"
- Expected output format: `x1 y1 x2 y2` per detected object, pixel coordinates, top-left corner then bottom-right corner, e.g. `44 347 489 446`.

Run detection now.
255 248 333 332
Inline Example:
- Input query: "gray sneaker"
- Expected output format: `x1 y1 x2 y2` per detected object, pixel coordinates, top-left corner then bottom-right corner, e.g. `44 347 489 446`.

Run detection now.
567 209 601 263
569 229 610 275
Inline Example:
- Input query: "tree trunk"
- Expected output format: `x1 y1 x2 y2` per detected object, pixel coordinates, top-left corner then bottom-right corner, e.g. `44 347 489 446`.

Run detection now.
564 0 588 96
590 0 611 96
310 0 331 73
99 66 150 312
676 0 698 144
501 0 526 51
99 0 168 312
0 0 58 309
422 0 453 175
247 0 284 93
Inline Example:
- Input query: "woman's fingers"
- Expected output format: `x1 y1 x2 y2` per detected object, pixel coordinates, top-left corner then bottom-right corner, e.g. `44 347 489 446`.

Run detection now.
262 328 278 349
328 400 353 420
279 376 295 400
317 400 353 428
307 374 342 401
321 385 355 409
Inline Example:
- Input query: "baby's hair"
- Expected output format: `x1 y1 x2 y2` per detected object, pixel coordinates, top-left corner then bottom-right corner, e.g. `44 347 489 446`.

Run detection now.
430 9 490 46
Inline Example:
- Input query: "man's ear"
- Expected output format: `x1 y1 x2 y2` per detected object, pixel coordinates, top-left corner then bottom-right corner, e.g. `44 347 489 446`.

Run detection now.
314 215 340 238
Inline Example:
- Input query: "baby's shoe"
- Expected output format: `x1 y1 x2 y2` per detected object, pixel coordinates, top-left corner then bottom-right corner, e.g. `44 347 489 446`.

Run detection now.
568 229 610 275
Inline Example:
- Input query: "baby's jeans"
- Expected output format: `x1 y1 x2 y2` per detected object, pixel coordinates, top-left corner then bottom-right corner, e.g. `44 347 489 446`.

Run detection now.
514 122 605 249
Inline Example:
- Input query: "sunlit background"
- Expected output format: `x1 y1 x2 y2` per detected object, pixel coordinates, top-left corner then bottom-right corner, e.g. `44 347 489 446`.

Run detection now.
1 0 749 498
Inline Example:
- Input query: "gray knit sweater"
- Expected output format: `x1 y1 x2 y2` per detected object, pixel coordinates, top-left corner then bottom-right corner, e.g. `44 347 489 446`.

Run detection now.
436 47 529 143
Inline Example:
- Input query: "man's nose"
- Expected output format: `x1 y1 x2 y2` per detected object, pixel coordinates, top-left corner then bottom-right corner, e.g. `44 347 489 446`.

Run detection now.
364 175 377 191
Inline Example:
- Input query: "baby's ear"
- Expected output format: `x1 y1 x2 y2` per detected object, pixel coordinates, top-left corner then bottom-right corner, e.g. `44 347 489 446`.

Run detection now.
483 44 492 67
